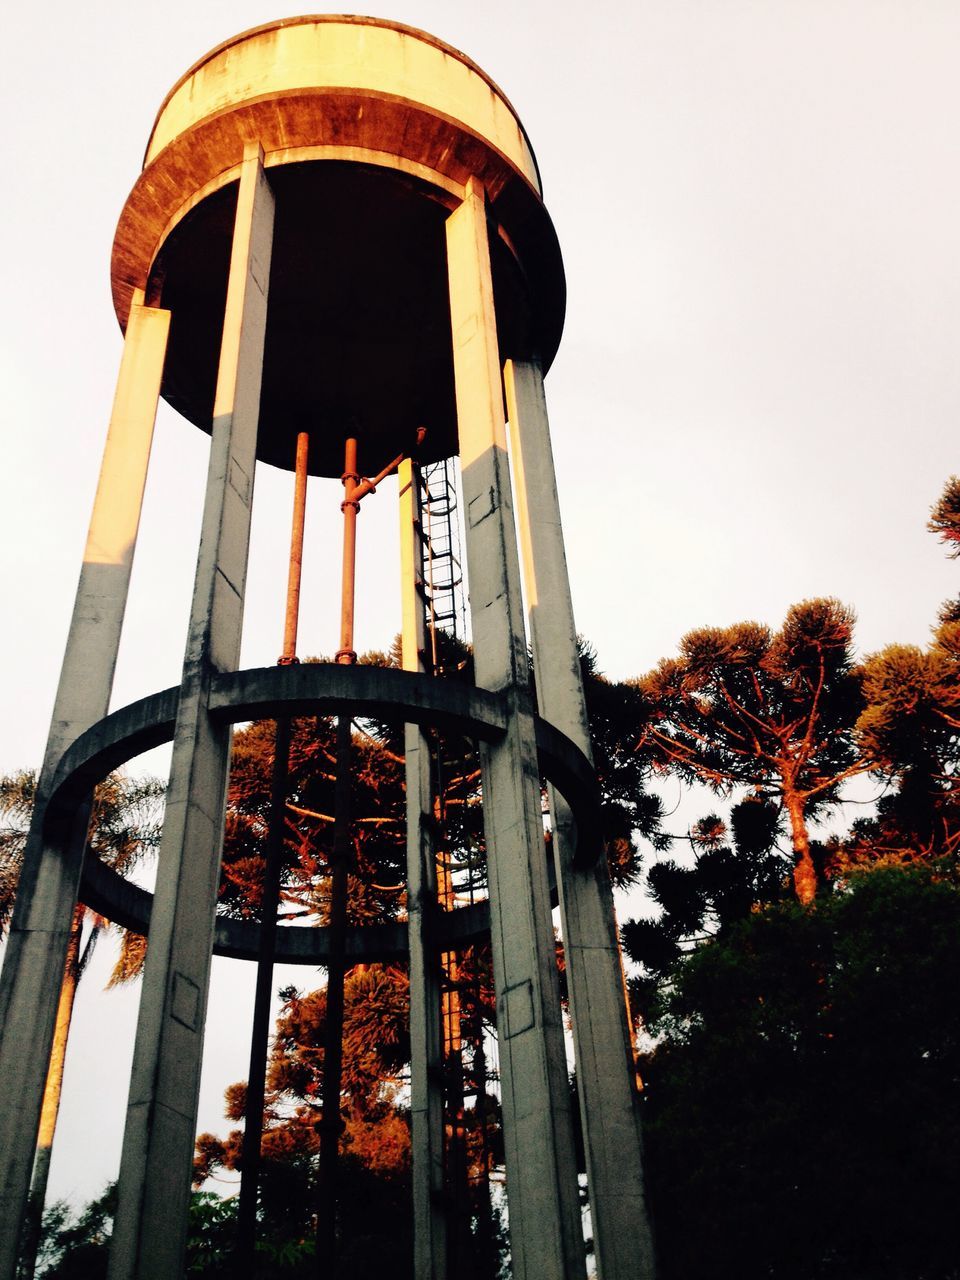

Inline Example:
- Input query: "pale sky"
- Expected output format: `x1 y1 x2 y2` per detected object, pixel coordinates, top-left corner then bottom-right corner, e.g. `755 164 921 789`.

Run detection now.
2 0 958 1210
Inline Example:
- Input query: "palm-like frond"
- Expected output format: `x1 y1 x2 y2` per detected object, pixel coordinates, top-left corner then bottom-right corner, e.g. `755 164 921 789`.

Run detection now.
0 770 164 966
0 771 37 937
107 929 148 988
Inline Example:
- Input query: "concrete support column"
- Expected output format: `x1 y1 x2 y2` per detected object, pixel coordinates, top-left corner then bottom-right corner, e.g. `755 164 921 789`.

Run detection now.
0 292 170 1280
445 179 584 1280
504 359 656 1280
108 143 274 1280
399 459 447 1280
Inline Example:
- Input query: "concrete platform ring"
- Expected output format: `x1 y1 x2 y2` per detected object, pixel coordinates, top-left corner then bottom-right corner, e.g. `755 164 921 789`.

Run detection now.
42 664 600 964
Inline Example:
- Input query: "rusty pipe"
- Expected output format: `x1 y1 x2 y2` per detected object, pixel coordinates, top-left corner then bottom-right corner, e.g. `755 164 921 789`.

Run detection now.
280 431 310 663
336 438 360 665
335 430 426 665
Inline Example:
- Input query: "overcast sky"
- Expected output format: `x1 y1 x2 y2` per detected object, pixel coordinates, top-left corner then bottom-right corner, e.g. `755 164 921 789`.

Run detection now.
2 0 958 1209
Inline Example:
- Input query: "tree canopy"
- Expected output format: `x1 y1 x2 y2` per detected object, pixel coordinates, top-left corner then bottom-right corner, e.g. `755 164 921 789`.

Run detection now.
634 598 865 903
621 795 791 1020
639 863 960 1279
928 474 960 558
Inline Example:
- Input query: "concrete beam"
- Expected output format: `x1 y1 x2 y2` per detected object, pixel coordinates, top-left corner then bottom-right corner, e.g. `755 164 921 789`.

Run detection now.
108 143 274 1280
446 180 585 1280
0 293 169 1280
505 358 656 1280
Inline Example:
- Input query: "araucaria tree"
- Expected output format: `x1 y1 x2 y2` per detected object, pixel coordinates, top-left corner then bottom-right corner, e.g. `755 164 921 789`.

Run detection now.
927 474 960 558
844 482 960 866
850 620 960 864
621 796 790 1017
635 599 866 904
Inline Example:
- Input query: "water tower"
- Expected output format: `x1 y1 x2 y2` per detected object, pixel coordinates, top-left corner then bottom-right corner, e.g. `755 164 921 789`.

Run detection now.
0 18 654 1280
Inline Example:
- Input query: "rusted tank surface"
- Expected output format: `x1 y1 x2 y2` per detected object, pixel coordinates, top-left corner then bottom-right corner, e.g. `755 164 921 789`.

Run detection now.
111 16 565 476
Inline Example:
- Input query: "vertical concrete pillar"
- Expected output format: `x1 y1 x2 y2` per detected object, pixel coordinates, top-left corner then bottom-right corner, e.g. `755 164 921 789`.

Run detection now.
0 293 169 1280
398 460 447 1280
445 179 584 1280
504 359 656 1280
108 143 274 1280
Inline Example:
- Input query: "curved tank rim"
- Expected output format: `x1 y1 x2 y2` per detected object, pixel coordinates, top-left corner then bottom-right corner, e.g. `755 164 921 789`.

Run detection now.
145 13 543 192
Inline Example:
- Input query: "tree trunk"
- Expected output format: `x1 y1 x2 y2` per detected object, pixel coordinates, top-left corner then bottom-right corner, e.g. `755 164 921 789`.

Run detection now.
784 791 817 906
17 904 85 1280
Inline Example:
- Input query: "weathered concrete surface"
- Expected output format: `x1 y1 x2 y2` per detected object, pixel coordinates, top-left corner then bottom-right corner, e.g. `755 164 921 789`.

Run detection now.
399 460 448 1279
147 19 540 184
108 144 274 1280
447 179 585 1280
113 17 561 331
36 658 589 970
80 845 491 966
47 663 594 836
206 662 507 738
0 293 169 1280
110 18 565 483
505 358 656 1280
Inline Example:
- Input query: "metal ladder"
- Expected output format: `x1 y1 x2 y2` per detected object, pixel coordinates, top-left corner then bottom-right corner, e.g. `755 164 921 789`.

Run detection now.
418 457 468 667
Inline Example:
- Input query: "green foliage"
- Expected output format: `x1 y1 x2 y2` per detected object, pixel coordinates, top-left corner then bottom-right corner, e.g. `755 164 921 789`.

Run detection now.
578 640 667 885
183 1193 237 1275
35 1183 115 1279
640 864 960 1279
34 1187 317 1279
621 797 791 1021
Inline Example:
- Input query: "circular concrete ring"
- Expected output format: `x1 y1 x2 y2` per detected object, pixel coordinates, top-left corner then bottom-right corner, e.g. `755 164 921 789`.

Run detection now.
45 664 600 964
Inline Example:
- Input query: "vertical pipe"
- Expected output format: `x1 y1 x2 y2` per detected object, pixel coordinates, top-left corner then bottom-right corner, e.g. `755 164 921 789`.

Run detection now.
0 292 169 1280
282 431 310 662
236 432 310 1268
337 438 360 665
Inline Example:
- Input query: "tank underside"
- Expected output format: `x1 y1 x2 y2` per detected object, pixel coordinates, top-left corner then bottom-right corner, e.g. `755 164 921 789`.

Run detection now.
150 161 535 477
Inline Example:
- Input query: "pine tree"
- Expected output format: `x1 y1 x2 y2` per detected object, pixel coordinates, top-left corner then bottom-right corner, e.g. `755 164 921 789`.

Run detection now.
634 599 866 903
842 482 960 868
927 474 960 558
621 796 792 1021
